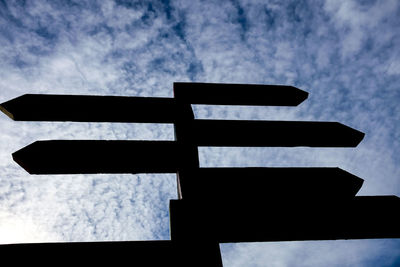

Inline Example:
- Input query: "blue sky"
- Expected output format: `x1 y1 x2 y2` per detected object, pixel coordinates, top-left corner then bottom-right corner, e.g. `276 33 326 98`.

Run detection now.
0 0 399 266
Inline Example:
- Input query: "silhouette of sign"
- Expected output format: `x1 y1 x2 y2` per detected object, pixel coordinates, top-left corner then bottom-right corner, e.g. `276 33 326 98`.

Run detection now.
186 120 364 147
173 82 308 105
12 140 179 174
0 94 178 123
170 196 400 243
177 167 364 203
1 82 399 266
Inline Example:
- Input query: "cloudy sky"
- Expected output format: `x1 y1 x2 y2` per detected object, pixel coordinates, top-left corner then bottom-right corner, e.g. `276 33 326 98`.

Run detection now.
0 0 399 266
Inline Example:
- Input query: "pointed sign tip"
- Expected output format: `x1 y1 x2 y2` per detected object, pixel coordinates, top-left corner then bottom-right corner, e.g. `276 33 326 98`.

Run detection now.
12 150 34 174
0 102 15 120
357 131 366 145
338 167 364 195
292 86 309 106
299 87 309 98
350 127 365 147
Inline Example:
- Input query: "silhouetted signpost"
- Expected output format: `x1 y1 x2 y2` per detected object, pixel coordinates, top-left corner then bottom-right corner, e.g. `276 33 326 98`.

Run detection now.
1 82 399 266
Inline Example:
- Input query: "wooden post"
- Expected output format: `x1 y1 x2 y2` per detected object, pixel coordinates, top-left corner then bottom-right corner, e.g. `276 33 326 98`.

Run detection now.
172 83 224 267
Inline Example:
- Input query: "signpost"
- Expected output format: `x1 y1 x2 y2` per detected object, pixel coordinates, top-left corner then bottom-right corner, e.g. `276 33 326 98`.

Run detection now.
1 82 399 266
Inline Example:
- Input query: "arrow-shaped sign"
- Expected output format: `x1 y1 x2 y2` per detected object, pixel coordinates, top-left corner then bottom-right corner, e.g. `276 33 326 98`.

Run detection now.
0 94 178 123
12 138 365 175
0 240 223 266
0 83 309 123
178 167 363 204
189 120 365 147
174 82 308 106
12 140 179 174
0 241 178 265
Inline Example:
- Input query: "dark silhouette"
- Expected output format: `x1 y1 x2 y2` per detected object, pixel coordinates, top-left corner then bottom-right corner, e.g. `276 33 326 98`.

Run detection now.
170 196 400 243
173 82 308 105
0 82 399 266
177 167 364 203
0 94 178 123
12 140 179 174
0 83 307 122
186 119 364 147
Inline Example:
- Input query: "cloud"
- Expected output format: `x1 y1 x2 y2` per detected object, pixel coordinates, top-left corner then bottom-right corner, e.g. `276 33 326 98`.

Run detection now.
323 0 400 58
221 239 400 267
0 210 60 243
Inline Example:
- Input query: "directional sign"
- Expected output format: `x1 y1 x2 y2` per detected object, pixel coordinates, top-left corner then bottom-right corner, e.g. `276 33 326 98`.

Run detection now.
0 94 178 123
189 120 365 147
1 82 398 262
12 140 179 174
170 196 400 243
0 83 309 122
174 82 309 106
0 241 177 265
0 240 222 266
178 167 363 204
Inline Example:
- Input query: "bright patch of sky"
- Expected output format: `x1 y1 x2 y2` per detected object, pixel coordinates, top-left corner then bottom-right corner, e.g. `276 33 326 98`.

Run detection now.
0 0 399 266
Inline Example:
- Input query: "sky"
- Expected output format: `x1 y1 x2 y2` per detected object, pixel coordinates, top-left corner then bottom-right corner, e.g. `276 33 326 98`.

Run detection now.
0 0 399 266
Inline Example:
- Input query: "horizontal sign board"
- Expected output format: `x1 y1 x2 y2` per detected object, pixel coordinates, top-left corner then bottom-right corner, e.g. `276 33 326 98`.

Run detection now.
0 94 178 123
189 120 365 147
174 82 308 106
178 167 363 203
12 140 179 174
0 240 222 266
170 196 400 243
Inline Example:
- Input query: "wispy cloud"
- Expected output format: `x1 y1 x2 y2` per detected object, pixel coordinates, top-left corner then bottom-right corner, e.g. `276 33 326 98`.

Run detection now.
221 239 400 267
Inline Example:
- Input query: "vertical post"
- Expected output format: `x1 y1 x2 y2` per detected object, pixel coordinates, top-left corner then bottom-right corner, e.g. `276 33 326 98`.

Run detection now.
172 84 223 266
170 199 224 266
173 101 198 199
173 82 201 199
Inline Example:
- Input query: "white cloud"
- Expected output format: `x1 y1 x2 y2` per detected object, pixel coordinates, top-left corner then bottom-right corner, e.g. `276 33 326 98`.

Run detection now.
386 58 400 76
323 0 400 58
221 239 400 267
0 210 60 244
